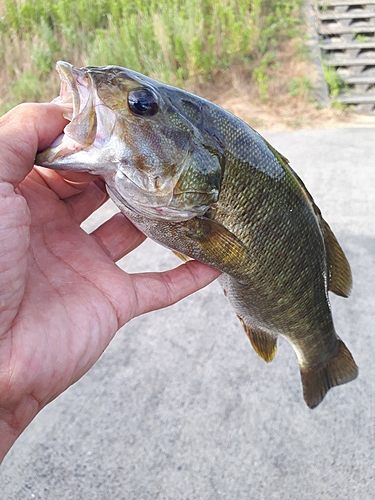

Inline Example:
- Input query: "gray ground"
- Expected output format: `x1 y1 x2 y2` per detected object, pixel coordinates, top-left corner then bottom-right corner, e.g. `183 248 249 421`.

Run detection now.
0 127 374 499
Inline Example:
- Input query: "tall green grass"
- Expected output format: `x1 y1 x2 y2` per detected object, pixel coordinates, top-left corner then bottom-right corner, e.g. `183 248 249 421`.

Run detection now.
0 0 303 113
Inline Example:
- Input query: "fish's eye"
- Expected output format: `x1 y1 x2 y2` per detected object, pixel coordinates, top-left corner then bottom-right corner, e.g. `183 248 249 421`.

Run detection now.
128 88 158 116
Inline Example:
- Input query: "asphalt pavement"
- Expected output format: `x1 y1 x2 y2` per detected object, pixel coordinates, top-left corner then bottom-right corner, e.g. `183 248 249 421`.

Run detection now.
0 127 374 499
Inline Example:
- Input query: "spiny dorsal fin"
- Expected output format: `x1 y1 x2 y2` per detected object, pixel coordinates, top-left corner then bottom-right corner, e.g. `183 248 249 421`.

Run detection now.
322 220 352 297
237 316 277 363
300 338 358 409
264 139 290 167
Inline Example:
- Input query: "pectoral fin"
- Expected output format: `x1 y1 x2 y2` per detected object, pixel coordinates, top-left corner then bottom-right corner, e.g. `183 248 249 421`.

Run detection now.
322 220 352 297
177 217 252 279
237 316 278 363
105 191 251 280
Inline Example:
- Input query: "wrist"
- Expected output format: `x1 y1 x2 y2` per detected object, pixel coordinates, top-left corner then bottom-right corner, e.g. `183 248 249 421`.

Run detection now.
0 417 18 464
0 391 39 464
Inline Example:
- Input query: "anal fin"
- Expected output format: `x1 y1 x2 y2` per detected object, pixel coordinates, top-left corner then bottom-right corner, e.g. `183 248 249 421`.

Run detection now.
300 338 358 409
172 251 190 262
237 316 277 363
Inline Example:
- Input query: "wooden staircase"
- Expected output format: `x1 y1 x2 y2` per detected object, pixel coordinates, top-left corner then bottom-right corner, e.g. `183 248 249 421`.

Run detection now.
314 0 375 112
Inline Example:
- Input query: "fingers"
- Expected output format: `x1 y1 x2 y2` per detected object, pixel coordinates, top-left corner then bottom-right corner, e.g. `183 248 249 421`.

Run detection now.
0 103 68 187
33 166 97 200
129 260 221 319
90 213 146 261
33 165 108 221
63 179 109 223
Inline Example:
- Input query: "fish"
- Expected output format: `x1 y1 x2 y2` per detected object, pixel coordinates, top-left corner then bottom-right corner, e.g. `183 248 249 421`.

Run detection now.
36 61 358 408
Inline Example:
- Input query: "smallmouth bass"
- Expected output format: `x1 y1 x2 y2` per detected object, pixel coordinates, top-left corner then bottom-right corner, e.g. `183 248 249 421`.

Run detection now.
36 61 358 408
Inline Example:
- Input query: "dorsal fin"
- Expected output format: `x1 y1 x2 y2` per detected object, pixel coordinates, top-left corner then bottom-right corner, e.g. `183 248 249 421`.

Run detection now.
322 220 352 297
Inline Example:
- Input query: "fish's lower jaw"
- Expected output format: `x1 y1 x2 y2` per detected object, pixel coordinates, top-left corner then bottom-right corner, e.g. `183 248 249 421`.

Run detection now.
105 182 204 222
36 134 86 166
299 339 358 409
124 200 209 222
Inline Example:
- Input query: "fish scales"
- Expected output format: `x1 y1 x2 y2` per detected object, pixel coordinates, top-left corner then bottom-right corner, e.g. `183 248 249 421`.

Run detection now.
35 62 358 408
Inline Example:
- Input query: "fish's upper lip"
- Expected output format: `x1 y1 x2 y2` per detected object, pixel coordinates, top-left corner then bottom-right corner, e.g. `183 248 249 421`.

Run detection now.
56 61 99 147
55 61 92 125
36 61 98 164
49 61 84 125
55 61 76 120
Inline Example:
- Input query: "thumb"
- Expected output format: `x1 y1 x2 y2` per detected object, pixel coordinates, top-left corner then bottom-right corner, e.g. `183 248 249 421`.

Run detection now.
0 103 68 187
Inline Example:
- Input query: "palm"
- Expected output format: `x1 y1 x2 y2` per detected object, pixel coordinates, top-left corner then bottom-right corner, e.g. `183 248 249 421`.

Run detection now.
1 167 144 414
0 103 220 458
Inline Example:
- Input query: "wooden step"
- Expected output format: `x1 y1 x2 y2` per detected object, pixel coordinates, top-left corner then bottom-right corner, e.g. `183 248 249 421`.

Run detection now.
343 75 375 82
319 12 375 21
334 93 375 103
317 0 375 6
318 25 375 35
325 57 375 65
320 41 375 50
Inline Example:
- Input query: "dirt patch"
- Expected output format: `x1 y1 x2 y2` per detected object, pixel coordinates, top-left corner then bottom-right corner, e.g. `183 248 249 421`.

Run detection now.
214 92 375 133
199 40 375 132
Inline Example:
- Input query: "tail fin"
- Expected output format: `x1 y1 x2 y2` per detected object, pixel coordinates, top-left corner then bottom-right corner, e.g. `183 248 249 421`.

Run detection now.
300 339 358 409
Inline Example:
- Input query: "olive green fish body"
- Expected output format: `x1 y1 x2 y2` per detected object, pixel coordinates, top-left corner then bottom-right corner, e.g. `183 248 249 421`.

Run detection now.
36 62 358 408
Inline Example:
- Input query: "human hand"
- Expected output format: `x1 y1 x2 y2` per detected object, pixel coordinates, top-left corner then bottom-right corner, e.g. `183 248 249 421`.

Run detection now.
0 103 220 462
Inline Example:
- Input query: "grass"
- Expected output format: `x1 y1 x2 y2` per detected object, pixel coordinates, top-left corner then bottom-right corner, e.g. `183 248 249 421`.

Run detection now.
0 0 305 114
323 64 345 98
288 77 314 99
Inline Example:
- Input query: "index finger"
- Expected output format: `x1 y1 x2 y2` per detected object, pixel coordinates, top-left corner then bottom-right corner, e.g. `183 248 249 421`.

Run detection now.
0 103 68 187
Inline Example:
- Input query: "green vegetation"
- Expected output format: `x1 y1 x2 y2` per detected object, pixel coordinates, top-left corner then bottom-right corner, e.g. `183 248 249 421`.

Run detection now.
288 77 314 99
0 0 304 113
323 64 345 98
355 34 370 42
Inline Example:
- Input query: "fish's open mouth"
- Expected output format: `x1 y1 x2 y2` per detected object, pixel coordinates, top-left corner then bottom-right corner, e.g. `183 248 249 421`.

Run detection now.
56 62 82 122
57 61 97 145
36 61 115 166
